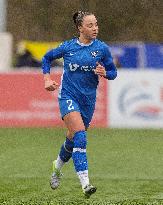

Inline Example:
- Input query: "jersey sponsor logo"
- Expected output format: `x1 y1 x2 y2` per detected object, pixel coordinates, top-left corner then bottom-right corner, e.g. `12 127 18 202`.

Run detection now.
69 63 95 72
69 63 79 71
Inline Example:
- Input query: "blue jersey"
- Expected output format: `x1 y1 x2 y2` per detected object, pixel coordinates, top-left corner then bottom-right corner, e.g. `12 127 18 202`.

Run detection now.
42 38 117 105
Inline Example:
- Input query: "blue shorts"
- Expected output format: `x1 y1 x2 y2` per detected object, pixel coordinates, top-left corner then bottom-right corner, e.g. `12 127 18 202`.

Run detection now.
58 96 95 129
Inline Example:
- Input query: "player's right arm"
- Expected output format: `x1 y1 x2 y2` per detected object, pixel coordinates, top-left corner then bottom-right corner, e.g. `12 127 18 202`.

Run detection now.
42 42 66 91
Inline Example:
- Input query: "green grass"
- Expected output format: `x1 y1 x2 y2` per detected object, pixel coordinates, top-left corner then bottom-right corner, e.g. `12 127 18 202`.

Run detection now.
0 128 163 205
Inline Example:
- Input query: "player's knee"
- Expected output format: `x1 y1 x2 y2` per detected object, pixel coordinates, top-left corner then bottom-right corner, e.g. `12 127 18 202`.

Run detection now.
72 124 85 135
73 130 87 149
68 127 85 138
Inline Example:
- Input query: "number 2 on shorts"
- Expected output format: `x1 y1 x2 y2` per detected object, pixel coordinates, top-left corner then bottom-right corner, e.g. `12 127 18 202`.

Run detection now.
66 99 74 110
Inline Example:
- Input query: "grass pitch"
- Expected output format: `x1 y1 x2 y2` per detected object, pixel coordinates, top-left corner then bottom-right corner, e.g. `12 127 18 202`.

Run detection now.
0 128 163 205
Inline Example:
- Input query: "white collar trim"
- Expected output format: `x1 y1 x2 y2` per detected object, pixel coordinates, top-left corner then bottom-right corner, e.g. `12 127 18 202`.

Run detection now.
76 39 94 47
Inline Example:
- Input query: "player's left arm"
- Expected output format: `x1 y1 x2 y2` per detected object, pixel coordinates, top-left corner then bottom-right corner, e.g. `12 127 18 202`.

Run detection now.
94 44 117 80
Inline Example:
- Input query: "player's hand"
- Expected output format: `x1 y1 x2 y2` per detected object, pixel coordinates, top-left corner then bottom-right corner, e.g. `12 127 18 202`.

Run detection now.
93 62 106 77
44 79 59 91
44 73 59 91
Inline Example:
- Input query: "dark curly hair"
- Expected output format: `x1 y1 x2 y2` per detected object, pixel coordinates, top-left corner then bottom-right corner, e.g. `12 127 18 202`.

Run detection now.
73 11 94 28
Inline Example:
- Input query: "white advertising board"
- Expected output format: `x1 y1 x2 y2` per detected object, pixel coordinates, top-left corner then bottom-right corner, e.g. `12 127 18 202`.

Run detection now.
109 70 163 128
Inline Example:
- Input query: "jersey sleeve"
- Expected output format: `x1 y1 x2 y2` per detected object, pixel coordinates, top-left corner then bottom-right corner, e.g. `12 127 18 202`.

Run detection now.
102 43 117 80
42 42 66 74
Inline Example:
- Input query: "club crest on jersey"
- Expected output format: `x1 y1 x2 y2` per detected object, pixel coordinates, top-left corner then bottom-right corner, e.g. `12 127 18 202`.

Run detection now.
91 51 99 58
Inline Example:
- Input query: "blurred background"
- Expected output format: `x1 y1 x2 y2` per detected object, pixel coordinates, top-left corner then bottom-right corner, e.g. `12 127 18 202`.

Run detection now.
0 0 163 128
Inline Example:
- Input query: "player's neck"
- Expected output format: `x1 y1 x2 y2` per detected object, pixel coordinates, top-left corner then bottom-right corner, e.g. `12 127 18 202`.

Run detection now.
78 36 93 45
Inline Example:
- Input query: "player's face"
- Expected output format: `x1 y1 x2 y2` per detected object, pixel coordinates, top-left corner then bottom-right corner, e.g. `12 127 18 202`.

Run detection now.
79 15 99 41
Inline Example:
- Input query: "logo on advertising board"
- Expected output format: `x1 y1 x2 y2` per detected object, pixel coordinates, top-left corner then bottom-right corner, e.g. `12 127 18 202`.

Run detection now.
118 82 163 120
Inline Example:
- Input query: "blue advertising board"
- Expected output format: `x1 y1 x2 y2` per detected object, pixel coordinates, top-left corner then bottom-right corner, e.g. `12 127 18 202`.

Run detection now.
145 44 163 68
109 43 163 69
110 44 139 69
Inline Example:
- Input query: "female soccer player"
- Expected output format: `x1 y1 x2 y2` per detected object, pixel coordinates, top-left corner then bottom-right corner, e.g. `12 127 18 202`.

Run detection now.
42 11 117 198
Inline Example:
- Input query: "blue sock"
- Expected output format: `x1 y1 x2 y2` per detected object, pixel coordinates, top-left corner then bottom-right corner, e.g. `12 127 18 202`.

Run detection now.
72 130 88 172
59 137 74 162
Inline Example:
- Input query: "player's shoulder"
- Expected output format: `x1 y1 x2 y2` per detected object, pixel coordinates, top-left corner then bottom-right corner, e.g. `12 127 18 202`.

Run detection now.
94 39 111 49
60 38 76 48
94 39 111 55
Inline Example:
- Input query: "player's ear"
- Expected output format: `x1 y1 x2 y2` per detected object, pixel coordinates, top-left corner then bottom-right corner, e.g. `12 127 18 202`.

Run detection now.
78 26 83 33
